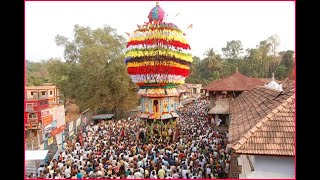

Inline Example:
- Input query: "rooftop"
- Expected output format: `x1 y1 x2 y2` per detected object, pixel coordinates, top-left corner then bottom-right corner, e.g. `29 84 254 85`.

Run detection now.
203 71 265 91
229 86 295 156
26 85 58 90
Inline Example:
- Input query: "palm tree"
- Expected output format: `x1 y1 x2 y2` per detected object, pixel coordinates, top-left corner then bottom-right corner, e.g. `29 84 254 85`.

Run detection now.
203 48 222 71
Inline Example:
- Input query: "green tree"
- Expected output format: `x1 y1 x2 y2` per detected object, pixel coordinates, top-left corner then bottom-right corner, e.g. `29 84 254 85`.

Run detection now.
197 49 223 86
280 50 294 69
185 56 201 84
26 60 49 86
52 25 138 118
267 34 280 69
46 58 79 106
258 40 272 77
221 40 243 60
275 65 288 80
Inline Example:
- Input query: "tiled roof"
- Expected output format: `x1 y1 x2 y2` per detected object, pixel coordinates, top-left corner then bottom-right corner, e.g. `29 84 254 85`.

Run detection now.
260 78 282 84
203 72 265 91
281 78 295 92
229 86 295 156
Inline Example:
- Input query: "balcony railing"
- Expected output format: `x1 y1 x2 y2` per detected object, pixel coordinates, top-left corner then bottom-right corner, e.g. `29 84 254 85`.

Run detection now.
26 95 48 100
25 108 34 112
27 118 38 124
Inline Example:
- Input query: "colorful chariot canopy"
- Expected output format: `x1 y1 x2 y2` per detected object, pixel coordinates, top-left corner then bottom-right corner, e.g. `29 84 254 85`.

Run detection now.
148 2 165 23
125 2 192 88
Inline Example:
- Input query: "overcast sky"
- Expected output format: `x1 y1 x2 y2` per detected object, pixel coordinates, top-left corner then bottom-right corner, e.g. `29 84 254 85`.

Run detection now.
25 1 295 62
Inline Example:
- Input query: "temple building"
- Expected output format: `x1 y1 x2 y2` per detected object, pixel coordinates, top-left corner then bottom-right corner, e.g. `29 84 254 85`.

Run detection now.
202 70 265 127
228 81 295 178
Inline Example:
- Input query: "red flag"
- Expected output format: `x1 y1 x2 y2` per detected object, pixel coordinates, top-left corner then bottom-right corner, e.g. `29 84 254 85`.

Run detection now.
187 24 193 29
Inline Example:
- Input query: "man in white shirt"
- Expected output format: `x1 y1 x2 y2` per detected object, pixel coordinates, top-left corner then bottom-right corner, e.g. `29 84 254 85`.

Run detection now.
206 166 211 177
181 167 188 179
37 165 44 178
64 165 71 179
216 118 222 127
211 117 215 126
134 169 143 179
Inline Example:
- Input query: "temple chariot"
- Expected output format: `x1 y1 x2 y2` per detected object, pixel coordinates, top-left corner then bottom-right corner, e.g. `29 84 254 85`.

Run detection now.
125 2 192 143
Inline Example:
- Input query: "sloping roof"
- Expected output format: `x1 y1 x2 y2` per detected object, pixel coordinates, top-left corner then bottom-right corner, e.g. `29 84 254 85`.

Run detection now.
203 72 265 91
229 86 295 156
281 78 295 92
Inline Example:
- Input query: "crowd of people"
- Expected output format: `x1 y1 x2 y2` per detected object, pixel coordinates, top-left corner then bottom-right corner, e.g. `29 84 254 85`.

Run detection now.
27 97 231 179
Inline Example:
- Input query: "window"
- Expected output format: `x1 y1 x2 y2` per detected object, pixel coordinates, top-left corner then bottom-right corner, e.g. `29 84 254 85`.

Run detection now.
42 91 46 95
50 91 52 95
26 103 32 108
44 100 48 105
31 92 33 95
28 113 37 118
40 101 44 106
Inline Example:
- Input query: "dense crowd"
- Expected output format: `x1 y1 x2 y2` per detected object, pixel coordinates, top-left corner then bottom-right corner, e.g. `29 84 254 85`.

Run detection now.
27 97 231 179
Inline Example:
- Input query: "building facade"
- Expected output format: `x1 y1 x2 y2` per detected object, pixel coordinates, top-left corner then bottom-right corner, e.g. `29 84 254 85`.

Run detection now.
202 71 265 127
228 83 295 179
25 84 63 141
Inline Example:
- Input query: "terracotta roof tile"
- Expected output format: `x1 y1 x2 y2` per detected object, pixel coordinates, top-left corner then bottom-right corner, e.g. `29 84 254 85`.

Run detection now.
229 86 295 156
203 72 265 91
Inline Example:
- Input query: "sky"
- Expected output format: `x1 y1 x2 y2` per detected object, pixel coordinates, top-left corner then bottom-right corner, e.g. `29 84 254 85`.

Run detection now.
25 1 295 62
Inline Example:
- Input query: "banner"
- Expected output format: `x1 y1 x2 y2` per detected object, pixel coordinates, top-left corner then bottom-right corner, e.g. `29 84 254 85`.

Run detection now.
51 125 65 137
52 105 66 128
42 105 66 140
42 108 53 127
48 137 53 145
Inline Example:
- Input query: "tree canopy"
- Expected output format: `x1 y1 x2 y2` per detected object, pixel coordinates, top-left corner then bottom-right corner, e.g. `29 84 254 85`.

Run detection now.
185 36 294 86
28 25 139 118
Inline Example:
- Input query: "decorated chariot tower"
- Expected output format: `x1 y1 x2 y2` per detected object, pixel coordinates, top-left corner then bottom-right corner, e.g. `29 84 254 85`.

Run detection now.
125 2 192 143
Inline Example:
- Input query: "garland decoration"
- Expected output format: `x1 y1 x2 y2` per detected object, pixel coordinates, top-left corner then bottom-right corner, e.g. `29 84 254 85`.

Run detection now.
125 3 192 87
